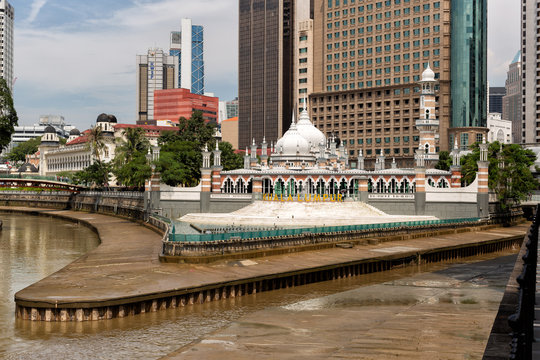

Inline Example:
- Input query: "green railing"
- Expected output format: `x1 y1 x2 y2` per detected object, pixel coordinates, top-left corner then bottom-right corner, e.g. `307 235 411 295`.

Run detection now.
168 217 481 242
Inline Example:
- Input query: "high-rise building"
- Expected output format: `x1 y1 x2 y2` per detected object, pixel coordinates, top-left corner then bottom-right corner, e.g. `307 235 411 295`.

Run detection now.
502 51 521 143
136 48 178 123
488 87 505 114
0 0 14 91
170 18 205 95
238 0 294 149
309 0 486 164
448 0 487 149
522 0 540 143
294 0 314 112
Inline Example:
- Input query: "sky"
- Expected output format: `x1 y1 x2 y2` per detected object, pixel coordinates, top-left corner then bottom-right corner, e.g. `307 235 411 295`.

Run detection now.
10 0 519 130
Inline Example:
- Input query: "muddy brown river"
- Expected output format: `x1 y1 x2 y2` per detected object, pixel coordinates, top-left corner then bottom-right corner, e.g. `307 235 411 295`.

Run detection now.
0 213 517 359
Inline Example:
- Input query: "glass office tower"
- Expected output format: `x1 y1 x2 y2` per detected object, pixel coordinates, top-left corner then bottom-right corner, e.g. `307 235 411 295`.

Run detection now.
449 0 487 148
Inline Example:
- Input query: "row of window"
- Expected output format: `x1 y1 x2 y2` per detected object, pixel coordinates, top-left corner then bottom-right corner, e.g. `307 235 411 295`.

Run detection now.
328 1 440 16
326 62 440 79
327 14 441 29
327 30 441 43
326 49 440 62
328 0 441 11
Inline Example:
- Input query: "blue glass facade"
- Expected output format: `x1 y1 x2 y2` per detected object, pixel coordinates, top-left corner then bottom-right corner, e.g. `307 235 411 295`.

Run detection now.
169 25 204 95
191 25 204 95
450 0 487 128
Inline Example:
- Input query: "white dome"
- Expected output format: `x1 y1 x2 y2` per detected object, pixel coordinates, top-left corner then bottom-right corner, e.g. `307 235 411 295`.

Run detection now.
275 121 310 156
421 64 435 82
296 108 326 149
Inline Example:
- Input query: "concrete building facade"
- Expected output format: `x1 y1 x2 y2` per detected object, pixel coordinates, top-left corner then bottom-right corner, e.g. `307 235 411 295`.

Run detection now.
502 51 522 144
0 0 13 91
169 18 205 95
238 0 294 149
136 49 178 123
522 0 540 143
153 88 218 123
293 0 314 113
311 0 452 166
487 113 512 144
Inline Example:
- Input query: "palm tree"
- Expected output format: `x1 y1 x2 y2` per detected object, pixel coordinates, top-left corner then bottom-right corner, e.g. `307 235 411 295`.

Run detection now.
86 125 106 162
114 127 149 164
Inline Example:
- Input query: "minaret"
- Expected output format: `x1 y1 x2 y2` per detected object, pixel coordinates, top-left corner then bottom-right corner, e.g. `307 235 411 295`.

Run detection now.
415 64 439 163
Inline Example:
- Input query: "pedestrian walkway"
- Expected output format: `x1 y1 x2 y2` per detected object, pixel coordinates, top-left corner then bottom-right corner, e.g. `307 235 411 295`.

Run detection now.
5 206 528 321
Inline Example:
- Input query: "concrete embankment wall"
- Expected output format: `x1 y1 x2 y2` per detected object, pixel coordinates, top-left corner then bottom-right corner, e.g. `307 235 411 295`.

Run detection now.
16 232 523 322
0 191 145 219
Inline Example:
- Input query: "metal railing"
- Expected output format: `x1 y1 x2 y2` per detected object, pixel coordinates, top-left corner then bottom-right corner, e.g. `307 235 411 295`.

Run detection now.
508 204 539 360
168 217 481 242
78 191 144 198
0 174 73 184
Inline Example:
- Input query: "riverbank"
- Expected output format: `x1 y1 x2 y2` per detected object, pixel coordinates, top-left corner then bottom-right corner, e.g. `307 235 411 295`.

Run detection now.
6 206 528 322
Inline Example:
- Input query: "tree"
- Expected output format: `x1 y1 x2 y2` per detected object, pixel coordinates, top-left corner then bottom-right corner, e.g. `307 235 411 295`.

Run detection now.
6 137 41 163
155 140 201 187
214 141 243 171
112 128 151 187
176 110 216 146
0 78 18 153
86 125 106 162
434 151 452 171
460 141 538 210
73 160 112 188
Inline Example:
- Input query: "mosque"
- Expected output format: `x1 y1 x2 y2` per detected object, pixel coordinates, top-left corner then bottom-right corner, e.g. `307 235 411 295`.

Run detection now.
201 65 469 200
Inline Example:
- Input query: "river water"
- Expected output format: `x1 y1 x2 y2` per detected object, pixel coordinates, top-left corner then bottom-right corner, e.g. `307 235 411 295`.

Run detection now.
0 213 517 359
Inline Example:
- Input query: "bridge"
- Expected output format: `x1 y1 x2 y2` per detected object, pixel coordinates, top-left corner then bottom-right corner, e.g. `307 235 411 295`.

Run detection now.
0 177 84 192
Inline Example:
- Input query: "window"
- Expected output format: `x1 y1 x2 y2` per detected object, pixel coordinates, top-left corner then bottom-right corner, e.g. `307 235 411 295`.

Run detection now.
300 68 308 73
434 2 440 8
300 58 308 63
433 37 440 44
433 25 440 32
423 39 430 45
403 136 409 142
299 88 307 94
299 78 308 83
384 137 390 143
358 139 363 144
376 138 382 144
476 133 483 143
423 3 430 10
366 138 372 144
394 137 400 143
299 48 307 53
300 35 308 41
460 133 469 150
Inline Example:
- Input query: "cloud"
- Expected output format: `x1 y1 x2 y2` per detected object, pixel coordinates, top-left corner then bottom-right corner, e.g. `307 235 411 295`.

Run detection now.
13 0 238 128
26 0 47 23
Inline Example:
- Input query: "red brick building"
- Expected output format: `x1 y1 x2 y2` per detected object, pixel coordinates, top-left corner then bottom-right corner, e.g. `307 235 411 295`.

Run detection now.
153 88 218 124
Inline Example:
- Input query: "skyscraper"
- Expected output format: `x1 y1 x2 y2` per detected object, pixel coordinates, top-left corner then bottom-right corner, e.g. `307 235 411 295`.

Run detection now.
502 51 521 144
488 87 505 114
0 0 14 91
238 0 294 149
308 0 486 165
522 0 540 143
136 49 178 123
449 0 487 148
170 18 205 95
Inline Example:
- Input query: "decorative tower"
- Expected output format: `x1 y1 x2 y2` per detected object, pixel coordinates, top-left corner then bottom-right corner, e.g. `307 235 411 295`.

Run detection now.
477 135 489 218
415 64 439 164
260 136 268 167
250 138 258 168
200 144 212 192
450 139 462 188
211 142 223 193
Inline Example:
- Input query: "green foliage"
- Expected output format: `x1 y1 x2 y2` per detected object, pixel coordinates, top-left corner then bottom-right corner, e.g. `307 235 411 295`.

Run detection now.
175 110 216 145
86 126 105 161
0 78 18 153
156 140 201 187
6 137 41 163
460 141 538 209
73 160 112 187
112 127 151 187
156 112 243 187
434 151 452 171
216 141 243 171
